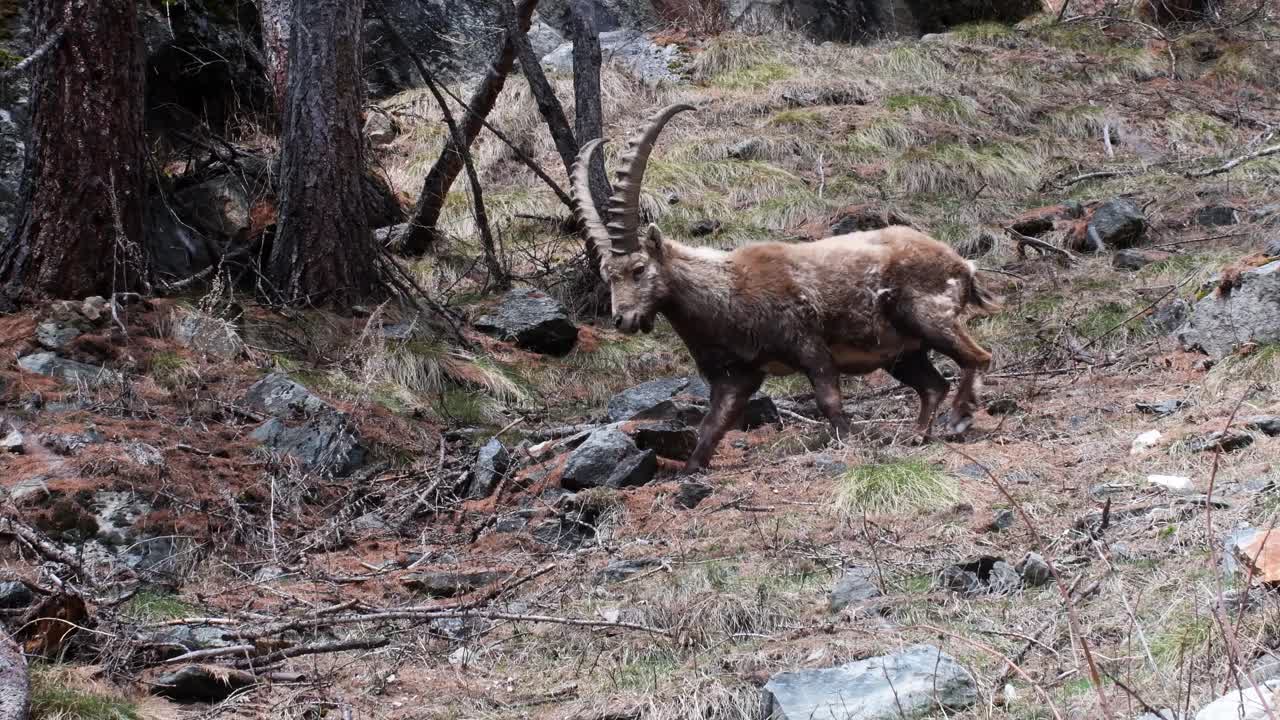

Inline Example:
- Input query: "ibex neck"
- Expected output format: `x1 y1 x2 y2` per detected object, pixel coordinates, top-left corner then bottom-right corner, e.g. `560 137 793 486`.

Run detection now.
659 240 734 323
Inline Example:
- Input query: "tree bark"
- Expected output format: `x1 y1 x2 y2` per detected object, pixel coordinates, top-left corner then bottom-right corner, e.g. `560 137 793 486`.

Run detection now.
504 0 579 176
0 0 147 303
259 0 292 122
399 0 539 257
268 0 381 305
0 633 28 720
567 0 612 272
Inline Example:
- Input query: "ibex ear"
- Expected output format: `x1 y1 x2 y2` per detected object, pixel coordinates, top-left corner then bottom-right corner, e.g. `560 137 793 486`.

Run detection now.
643 224 665 261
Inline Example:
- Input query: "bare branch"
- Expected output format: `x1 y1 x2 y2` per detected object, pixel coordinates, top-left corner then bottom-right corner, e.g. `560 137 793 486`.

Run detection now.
0 24 65 80
1185 142 1280 178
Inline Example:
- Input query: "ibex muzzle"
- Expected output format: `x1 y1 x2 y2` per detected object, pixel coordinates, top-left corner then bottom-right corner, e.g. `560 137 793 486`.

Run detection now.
571 104 1002 475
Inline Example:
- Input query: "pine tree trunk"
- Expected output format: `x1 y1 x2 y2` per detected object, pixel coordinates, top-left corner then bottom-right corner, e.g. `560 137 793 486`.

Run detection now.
0 0 147 303
399 0 539 257
568 0 611 273
260 0 292 121
268 0 380 305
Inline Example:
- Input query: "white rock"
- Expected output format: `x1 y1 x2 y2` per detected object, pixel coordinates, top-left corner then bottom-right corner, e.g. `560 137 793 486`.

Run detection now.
1195 680 1280 720
1131 430 1163 455
1148 474 1193 493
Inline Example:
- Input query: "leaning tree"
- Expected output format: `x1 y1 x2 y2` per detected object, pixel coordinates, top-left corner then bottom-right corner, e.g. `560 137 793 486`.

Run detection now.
268 0 383 305
0 0 148 302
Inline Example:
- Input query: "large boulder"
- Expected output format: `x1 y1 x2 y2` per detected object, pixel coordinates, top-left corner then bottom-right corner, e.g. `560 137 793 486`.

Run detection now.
727 0 1040 41
17 353 120 387
362 0 506 97
1194 680 1280 720
476 287 578 356
763 644 978 719
560 427 657 490
541 30 685 85
242 373 366 476
1087 199 1148 250
1177 261 1280 358
0 108 22 242
607 376 779 429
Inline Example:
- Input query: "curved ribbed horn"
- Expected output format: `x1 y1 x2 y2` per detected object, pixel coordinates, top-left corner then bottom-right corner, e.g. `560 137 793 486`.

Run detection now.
570 138 613 258
606 103 696 253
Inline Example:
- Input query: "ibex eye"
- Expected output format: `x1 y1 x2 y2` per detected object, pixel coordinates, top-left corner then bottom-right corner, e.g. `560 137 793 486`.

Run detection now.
632 266 645 279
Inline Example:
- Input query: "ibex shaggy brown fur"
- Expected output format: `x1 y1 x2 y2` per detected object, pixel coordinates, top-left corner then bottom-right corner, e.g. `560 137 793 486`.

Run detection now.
571 104 1002 474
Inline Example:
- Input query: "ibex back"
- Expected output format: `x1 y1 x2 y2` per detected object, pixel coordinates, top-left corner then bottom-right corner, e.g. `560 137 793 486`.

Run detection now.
571 104 1002 475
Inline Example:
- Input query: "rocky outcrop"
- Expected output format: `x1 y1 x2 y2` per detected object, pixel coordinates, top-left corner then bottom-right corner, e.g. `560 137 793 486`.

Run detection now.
363 0 506 97
1177 261 1280 358
541 29 686 85
242 373 366 476
728 0 1040 42
560 427 657 490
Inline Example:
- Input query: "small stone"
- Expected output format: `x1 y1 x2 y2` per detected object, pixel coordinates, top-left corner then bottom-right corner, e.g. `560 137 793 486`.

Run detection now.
17 352 119 386
1266 237 1280 257
174 312 244 360
1131 429 1163 455
986 509 1016 532
828 566 882 613
689 219 720 237
1184 431 1254 454
1244 416 1280 437
1149 299 1190 334
675 480 711 509
596 558 663 583
5 477 50 504
1087 198 1147 250
985 398 1019 415
987 561 1022 595
0 421 22 454
813 454 848 477
0 581 34 609
80 296 108 322
631 421 698 460
1016 552 1052 587
1195 205 1240 227
1136 399 1191 416
1149 474 1194 493
467 438 509 500
364 111 398 145
728 137 764 161
1113 248 1171 271
475 287 577 356
560 428 657 491
938 565 981 594
402 570 511 598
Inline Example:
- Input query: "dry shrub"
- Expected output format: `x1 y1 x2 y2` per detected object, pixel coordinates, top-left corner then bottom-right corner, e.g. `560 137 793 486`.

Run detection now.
654 0 727 35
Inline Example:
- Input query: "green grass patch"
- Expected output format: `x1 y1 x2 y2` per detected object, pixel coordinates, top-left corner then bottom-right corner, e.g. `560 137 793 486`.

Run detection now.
951 21 1016 44
889 141 1040 197
876 45 947 81
1042 104 1105 139
612 649 680 691
120 589 198 622
884 93 976 123
147 350 188 387
768 108 825 128
706 61 793 90
1167 112 1232 148
835 459 959 515
1075 301 1145 341
1150 614 1213 663
31 666 139 720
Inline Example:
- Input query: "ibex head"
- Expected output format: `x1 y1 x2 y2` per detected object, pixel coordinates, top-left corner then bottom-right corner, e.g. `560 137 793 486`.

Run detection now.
570 104 695 334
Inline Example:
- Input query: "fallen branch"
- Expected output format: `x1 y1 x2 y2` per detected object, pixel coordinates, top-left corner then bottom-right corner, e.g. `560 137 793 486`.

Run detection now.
234 636 389 670
0 514 94 584
1053 169 1135 189
0 24 65 80
227 607 670 641
1185 143 1280 179
1006 229 1077 263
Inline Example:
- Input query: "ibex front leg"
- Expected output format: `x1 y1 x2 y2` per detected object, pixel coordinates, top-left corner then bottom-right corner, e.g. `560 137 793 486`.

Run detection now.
683 373 763 475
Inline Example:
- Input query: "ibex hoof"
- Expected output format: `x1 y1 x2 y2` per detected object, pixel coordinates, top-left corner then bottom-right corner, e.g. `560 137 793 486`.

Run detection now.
945 413 974 436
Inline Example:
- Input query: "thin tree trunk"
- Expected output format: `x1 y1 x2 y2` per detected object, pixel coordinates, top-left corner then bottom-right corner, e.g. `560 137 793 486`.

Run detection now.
0 0 147 303
0 633 28 720
369 1 508 289
568 0 611 272
268 0 381 305
399 0 539 257
260 0 291 121
502 0 578 175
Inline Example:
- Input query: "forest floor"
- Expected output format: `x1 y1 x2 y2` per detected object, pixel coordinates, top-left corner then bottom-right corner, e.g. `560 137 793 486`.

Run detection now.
3 12 1280 720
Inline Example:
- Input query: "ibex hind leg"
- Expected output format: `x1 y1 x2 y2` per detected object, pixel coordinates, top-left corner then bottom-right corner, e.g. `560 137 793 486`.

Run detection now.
886 350 949 442
891 307 992 437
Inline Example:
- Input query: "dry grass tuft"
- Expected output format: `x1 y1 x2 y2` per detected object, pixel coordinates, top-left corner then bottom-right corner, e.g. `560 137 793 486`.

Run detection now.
834 458 959 516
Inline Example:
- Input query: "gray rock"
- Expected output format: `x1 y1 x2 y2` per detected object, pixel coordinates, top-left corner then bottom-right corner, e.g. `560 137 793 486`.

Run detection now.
1139 711 1179 720
475 287 578 356
468 438 510 500
17 352 119 387
494 509 534 533
631 421 698 460
938 565 981 594
1222 527 1258 578
402 569 511 598
174 312 243 360
173 175 252 242
1149 299 1190 334
0 419 21 454
1245 416 1280 437
987 509 1016 532
374 223 411 249
728 138 765 161
1194 680 1280 720
1196 205 1240 227
1177 261 1280 358
41 428 106 456
829 566 882 613
763 644 978 720
0 581 33 610
36 320 82 351
123 536 186 585
362 0 507 96
243 374 366 475
987 561 1022 595
561 428 657 490
1136 399 1191 416
4 477 49 505
364 111 397 145
541 30 685 85
608 376 778 429
940 556 1024 595
608 377 697 422
152 664 255 703
814 454 848 477
428 617 491 642
1087 199 1147 250
0 109 25 241
526 18 566 58
675 480 712 509
985 398 1019 415
1184 431 1254 454
727 0 1039 42
1113 248 1168 271
1016 552 1052 587
597 557 663 583
689 219 721 237
531 515 595 548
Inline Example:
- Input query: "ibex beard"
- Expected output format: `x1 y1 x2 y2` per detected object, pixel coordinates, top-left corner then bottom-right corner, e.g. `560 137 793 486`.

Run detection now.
572 104 1002 475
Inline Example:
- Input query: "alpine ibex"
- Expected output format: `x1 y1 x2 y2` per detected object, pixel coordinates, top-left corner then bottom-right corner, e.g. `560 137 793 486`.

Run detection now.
571 104 1001 474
